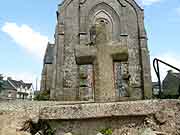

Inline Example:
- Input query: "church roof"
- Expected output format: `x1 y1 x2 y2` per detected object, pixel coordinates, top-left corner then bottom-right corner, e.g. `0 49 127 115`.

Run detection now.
44 43 55 64
58 0 144 12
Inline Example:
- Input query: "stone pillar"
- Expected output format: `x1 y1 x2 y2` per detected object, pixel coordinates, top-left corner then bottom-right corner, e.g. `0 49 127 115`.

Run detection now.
139 11 152 99
140 37 152 98
120 5 127 36
55 21 65 100
94 44 116 102
79 2 88 45
50 24 58 99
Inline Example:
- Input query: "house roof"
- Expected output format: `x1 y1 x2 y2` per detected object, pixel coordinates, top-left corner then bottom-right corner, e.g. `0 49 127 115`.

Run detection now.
25 83 32 89
163 71 180 83
0 77 33 92
44 43 55 64
7 78 32 89
162 71 180 95
172 73 180 80
1 80 16 90
152 82 159 86
152 82 159 89
9 79 22 88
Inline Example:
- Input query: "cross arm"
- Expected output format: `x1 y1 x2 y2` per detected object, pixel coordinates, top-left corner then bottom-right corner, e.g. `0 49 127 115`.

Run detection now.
109 45 128 61
75 46 97 64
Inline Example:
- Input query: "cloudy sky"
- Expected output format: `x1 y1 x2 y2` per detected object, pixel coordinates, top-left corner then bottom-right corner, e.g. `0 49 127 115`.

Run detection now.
0 0 180 89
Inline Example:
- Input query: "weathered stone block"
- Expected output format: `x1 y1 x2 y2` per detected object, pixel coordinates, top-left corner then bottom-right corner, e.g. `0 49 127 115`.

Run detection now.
75 46 97 64
0 100 180 135
79 87 93 101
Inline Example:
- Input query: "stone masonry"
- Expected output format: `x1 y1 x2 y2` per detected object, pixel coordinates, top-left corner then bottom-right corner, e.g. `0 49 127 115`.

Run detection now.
41 0 152 102
1 100 180 135
41 42 55 91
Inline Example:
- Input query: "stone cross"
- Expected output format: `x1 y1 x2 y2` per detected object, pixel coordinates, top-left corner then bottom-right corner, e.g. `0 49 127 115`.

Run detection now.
76 23 128 102
95 43 128 102
76 44 128 102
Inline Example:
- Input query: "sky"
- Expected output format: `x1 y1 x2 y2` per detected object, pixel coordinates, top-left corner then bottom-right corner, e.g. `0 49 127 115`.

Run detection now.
0 0 180 89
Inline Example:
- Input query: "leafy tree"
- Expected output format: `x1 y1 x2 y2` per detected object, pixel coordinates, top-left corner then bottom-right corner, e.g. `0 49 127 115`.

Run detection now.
0 74 3 92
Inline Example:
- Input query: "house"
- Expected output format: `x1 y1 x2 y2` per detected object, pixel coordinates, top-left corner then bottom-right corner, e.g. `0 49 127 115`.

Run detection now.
0 80 17 100
152 82 160 96
0 77 34 100
162 70 180 98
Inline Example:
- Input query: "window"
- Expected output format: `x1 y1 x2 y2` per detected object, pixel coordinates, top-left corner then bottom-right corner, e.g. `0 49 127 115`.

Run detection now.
16 94 20 99
8 93 12 98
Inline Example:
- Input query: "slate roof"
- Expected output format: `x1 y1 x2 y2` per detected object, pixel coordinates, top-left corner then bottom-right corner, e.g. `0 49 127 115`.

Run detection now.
1 80 16 90
152 82 159 86
172 73 180 80
44 43 55 64
162 70 180 95
163 71 180 84
7 78 32 89
9 79 22 88
26 83 32 89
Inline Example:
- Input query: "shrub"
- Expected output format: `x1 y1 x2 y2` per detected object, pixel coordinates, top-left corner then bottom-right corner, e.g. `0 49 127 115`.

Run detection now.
100 128 113 135
34 90 50 101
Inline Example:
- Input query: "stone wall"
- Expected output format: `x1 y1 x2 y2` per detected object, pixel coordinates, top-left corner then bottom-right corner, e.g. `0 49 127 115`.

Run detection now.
0 100 180 134
0 89 17 100
49 116 145 135
41 64 54 91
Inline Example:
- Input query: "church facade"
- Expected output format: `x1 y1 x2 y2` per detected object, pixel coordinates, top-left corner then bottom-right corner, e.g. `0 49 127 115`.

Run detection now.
41 0 152 102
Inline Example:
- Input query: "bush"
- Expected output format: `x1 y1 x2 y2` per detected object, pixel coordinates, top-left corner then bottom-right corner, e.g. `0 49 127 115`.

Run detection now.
100 128 113 135
34 90 50 101
160 94 179 99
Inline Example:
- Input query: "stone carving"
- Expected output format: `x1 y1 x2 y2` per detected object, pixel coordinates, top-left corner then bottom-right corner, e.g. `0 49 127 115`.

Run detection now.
95 20 108 43
90 19 110 45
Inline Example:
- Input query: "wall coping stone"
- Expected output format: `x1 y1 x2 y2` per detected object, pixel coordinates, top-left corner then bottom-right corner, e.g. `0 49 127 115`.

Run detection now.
0 100 179 120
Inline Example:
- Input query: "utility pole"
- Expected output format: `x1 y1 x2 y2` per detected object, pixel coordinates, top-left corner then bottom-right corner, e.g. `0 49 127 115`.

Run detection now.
36 77 38 91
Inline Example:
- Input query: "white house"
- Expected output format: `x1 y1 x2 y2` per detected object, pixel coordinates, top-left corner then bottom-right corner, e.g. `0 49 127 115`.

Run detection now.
7 78 34 100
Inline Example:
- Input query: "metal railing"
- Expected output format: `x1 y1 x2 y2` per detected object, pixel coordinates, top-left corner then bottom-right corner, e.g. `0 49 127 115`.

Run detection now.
153 58 180 97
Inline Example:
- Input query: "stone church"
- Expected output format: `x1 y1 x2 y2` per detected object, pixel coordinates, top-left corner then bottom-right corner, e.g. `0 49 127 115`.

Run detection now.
41 0 152 102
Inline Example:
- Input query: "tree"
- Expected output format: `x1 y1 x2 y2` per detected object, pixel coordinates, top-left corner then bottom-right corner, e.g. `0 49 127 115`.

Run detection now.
0 74 3 91
34 90 50 101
